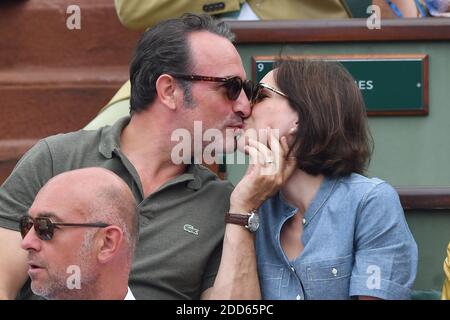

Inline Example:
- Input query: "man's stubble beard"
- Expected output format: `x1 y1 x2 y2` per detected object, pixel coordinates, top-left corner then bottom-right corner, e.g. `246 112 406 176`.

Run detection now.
32 230 100 300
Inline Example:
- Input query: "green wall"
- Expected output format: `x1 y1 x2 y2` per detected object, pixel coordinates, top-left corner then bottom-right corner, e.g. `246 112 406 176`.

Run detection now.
407 212 449 292
226 42 450 293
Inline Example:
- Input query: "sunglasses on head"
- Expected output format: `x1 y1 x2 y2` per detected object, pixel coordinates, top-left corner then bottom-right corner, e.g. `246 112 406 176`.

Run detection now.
19 216 110 241
170 74 254 102
249 82 289 106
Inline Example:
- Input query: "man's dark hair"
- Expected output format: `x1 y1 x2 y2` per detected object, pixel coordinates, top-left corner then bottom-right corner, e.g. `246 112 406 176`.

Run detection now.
129 13 235 113
274 58 373 177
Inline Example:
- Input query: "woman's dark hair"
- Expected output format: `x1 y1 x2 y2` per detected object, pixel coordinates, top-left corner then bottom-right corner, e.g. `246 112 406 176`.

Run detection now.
274 58 373 177
129 13 235 113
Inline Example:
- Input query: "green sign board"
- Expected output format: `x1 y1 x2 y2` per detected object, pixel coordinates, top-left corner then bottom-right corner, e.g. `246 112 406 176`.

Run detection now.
252 55 428 116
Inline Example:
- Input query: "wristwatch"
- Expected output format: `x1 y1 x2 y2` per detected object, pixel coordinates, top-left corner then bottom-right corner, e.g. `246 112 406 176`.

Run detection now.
225 209 260 232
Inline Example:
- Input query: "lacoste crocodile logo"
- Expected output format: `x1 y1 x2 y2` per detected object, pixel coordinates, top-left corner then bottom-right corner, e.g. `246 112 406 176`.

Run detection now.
183 224 199 236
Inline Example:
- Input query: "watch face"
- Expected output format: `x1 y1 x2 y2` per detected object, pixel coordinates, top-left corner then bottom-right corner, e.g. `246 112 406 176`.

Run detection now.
247 212 260 232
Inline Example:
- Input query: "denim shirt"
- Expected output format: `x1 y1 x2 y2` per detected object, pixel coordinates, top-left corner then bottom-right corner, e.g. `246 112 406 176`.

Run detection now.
256 173 418 300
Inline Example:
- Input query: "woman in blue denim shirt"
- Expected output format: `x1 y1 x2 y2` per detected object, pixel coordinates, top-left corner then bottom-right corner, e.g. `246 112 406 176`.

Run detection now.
235 59 418 300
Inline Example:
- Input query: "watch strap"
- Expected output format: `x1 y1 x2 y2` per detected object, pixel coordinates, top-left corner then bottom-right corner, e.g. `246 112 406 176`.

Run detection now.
225 213 250 226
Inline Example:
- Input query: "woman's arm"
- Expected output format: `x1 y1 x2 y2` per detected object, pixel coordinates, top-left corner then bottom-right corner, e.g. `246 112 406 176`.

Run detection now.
350 182 418 300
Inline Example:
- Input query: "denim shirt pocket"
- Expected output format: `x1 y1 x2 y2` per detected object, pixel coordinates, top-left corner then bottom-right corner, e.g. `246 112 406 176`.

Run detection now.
258 263 285 299
304 255 353 300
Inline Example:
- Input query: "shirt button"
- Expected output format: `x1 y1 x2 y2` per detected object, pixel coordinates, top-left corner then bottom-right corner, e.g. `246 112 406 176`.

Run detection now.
291 267 295 272
296 294 301 300
332 268 338 276
302 218 306 225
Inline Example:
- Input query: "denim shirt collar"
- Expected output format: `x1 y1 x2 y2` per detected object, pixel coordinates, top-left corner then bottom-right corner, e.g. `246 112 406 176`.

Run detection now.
263 176 339 265
278 175 340 228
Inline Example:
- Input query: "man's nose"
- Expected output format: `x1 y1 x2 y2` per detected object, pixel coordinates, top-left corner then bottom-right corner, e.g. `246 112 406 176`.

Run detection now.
232 89 252 119
21 227 41 252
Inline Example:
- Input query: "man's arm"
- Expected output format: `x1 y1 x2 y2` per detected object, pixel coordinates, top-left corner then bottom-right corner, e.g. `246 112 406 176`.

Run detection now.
202 132 295 300
201 223 260 300
0 139 54 299
0 228 28 299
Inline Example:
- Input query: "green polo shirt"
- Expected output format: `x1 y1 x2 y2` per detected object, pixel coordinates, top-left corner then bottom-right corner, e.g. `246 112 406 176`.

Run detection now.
0 117 233 299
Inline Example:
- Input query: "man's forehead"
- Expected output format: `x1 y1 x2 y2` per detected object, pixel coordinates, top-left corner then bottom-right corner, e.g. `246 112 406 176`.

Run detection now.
30 186 86 221
188 31 244 77
29 199 86 223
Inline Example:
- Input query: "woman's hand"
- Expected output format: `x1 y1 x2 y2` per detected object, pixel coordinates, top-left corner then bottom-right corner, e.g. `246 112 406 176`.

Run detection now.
230 128 297 213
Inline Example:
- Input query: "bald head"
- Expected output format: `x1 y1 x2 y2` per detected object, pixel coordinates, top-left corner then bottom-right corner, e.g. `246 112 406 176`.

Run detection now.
35 167 138 254
25 168 138 299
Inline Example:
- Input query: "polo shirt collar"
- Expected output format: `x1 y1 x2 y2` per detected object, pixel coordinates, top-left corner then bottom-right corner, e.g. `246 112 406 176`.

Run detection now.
98 116 131 159
186 164 204 190
158 164 204 191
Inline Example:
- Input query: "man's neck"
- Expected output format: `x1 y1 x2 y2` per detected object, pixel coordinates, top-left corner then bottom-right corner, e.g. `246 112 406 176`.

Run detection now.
120 112 187 197
93 284 129 300
120 111 176 164
50 282 128 300
85 269 130 300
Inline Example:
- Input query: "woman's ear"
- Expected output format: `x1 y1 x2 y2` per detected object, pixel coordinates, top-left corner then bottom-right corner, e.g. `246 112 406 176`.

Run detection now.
288 121 299 135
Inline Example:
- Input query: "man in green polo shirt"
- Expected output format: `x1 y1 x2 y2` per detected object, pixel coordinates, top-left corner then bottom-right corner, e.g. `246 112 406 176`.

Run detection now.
0 14 274 299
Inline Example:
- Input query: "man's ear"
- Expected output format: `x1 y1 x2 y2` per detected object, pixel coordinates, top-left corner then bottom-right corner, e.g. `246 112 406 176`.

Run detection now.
155 74 179 111
96 226 123 264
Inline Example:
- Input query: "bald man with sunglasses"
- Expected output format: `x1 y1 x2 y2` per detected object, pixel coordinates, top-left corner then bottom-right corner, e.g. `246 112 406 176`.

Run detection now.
0 14 291 300
19 168 138 300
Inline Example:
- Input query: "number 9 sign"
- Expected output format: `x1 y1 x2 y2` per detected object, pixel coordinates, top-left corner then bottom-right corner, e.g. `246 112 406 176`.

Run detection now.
257 63 264 72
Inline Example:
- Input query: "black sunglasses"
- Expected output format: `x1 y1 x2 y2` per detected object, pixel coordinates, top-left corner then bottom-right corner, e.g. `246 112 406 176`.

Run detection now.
170 74 254 102
19 216 110 241
249 82 289 106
